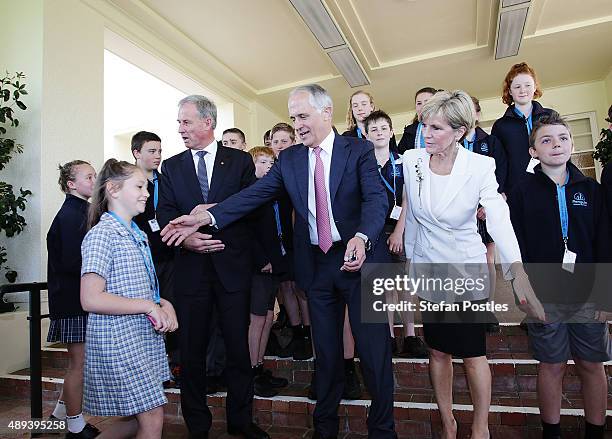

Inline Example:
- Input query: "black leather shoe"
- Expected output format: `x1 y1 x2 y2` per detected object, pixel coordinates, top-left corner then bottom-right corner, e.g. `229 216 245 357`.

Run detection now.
312 431 337 439
228 422 270 439
293 333 313 360
206 376 222 394
265 332 281 356
65 423 100 438
399 336 428 358
263 368 288 388
342 367 362 400
254 374 278 397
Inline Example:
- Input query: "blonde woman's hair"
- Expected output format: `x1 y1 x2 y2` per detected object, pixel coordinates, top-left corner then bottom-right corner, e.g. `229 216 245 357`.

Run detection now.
345 90 374 131
419 90 475 142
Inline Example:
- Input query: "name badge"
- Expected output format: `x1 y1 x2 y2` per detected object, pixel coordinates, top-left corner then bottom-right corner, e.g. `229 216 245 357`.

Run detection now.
148 219 160 232
562 248 577 273
390 205 402 220
526 158 540 174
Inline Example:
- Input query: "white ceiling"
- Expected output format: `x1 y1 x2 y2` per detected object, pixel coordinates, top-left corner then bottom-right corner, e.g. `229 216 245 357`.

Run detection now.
110 0 612 123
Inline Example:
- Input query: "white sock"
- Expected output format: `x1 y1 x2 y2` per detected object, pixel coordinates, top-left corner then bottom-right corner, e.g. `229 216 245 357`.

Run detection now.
66 413 86 433
51 400 66 419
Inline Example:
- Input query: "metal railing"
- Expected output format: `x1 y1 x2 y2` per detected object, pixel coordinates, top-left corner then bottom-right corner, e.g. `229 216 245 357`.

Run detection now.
0 282 49 419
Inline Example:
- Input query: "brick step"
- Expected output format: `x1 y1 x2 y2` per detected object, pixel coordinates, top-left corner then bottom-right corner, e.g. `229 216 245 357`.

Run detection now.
37 345 612 395
1 374 610 439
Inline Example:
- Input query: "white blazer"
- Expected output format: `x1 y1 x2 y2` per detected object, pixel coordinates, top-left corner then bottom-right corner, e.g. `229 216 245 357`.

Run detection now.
402 146 521 300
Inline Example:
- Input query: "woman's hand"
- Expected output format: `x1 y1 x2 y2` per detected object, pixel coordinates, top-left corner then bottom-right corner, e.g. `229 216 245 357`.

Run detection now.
387 230 404 254
512 271 546 322
261 262 273 273
146 305 171 332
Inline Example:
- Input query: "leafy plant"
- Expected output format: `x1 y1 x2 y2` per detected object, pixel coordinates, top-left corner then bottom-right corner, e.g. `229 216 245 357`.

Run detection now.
0 71 30 283
592 128 612 168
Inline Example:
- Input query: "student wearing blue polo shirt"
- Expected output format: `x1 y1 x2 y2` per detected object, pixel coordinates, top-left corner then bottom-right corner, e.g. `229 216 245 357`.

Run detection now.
508 112 611 439
364 110 428 358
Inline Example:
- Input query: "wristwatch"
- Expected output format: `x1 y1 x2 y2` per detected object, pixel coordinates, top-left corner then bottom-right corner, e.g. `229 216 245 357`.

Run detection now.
354 232 371 251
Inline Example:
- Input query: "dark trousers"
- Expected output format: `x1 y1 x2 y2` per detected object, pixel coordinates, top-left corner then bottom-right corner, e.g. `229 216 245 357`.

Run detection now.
175 259 253 434
206 305 226 376
308 244 395 438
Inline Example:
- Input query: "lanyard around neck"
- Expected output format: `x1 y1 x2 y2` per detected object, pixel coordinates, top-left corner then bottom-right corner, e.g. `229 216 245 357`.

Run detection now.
378 153 398 203
462 132 476 152
152 171 159 212
272 201 287 256
555 171 571 247
108 211 160 304
415 123 425 148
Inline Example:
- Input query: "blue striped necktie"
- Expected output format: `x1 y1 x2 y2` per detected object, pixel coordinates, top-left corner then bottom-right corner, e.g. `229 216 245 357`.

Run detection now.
196 150 209 202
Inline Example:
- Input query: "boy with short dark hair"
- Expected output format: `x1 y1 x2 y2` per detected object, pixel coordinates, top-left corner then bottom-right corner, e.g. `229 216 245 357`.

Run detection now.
363 110 428 358
223 127 247 150
508 112 611 439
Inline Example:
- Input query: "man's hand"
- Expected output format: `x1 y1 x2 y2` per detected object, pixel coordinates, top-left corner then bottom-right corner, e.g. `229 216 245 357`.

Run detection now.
387 230 404 254
182 232 225 254
160 211 213 246
261 262 273 273
512 271 546 322
341 237 366 272
191 203 217 216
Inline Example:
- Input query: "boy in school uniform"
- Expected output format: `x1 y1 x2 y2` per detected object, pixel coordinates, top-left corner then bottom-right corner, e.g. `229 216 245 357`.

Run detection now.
247 146 290 397
131 131 180 384
363 110 428 358
508 112 611 439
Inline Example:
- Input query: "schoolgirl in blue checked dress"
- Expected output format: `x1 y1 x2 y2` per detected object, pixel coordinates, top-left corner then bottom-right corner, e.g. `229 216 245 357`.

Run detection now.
80 159 177 439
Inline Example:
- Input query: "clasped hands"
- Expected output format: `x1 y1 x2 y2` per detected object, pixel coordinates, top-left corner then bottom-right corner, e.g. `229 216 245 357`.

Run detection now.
147 298 179 333
160 204 224 254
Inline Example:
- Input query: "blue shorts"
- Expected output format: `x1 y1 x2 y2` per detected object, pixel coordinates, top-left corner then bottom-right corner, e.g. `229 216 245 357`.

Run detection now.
528 303 611 363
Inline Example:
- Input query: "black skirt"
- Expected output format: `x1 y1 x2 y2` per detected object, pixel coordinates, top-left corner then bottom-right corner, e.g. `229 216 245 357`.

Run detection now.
421 300 487 358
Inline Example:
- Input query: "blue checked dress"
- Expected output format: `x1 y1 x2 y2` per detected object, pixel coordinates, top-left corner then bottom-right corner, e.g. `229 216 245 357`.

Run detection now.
81 213 170 416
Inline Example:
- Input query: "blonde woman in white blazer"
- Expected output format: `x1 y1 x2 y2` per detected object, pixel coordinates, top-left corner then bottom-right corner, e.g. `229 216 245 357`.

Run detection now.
401 91 544 439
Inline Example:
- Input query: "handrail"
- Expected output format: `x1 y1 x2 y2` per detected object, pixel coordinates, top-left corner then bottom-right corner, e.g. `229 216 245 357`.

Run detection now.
0 282 49 419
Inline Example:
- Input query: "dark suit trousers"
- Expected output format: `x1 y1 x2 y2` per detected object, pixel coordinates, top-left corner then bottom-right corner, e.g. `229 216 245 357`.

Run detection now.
175 256 253 434
308 245 395 439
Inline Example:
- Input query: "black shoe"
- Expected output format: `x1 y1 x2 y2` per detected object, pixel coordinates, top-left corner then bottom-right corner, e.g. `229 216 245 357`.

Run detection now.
391 338 399 356
65 423 100 439
307 371 317 400
293 334 313 360
272 305 288 330
263 368 288 388
228 422 270 439
254 374 279 397
312 432 337 439
206 376 222 395
400 336 429 358
342 367 362 400
265 332 281 356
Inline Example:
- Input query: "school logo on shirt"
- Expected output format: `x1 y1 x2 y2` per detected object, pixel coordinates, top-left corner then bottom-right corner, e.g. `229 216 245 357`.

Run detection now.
572 192 587 207
480 143 488 153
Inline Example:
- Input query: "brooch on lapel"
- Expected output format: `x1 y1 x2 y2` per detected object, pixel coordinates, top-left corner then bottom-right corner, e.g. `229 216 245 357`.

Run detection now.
415 158 424 208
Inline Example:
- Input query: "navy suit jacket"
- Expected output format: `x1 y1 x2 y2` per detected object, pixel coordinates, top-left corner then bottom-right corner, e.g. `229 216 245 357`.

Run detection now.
157 142 257 293
209 134 388 292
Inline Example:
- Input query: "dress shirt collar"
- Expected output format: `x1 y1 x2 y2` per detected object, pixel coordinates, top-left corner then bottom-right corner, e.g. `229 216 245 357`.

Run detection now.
309 129 335 156
190 138 218 159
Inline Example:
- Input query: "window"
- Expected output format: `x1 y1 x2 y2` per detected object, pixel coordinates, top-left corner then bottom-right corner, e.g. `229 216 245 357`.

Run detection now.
565 112 599 180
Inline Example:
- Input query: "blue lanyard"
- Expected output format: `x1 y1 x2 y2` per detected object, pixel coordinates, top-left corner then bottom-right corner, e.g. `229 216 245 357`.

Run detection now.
356 127 363 139
462 132 476 152
108 211 160 304
556 172 570 246
378 153 398 202
513 107 533 135
272 201 287 256
415 123 425 148
152 171 159 212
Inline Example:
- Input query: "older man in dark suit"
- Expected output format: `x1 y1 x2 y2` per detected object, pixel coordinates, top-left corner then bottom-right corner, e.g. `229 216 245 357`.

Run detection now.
162 85 395 439
156 95 267 439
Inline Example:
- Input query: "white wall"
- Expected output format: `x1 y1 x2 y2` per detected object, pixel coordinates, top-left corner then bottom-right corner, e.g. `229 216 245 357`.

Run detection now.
605 69 612 110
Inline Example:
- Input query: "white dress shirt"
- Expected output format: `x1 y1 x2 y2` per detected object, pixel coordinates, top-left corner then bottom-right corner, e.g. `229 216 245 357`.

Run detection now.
308 130 342 245
190 139 217 186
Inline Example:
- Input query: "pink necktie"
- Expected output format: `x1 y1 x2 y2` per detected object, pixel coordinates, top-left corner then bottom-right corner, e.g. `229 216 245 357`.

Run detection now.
314 146 333 253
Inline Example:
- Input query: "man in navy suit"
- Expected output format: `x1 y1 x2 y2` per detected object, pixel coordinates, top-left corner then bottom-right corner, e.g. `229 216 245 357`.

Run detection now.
162 85 395 439
156 95 268 439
